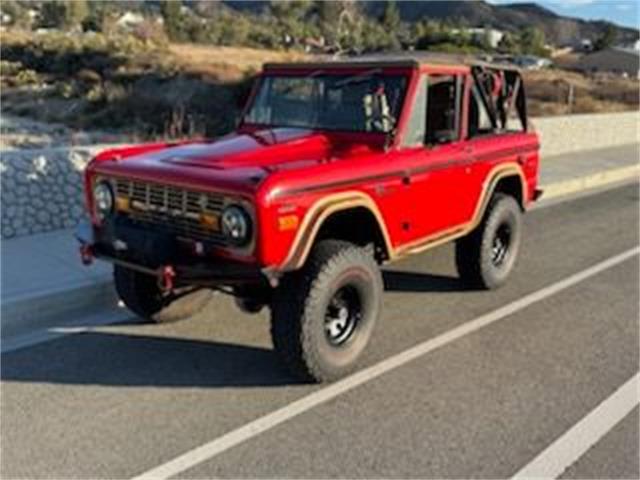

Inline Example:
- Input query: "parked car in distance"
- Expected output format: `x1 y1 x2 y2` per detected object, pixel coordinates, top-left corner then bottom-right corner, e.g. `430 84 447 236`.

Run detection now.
77 53 541 382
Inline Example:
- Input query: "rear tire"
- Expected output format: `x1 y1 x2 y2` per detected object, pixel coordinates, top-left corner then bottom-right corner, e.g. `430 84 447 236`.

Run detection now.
270 240 383 383
455 193 522 289
113 266 211 323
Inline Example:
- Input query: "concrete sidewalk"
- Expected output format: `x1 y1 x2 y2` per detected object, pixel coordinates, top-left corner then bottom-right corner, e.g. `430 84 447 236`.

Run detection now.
540 143 639 199
0 229 116 339
1 143 638 341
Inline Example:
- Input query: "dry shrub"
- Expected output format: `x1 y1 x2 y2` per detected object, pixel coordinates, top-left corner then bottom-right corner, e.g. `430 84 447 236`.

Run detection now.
572 96 629 114
524 68 638 116
528 101 569 117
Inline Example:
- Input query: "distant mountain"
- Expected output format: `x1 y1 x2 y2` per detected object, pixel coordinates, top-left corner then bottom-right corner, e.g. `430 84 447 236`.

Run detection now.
222 0 639 46
362 1 638 46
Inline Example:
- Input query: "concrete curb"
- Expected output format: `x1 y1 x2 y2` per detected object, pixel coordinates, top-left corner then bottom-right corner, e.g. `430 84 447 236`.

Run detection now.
541 164 640 201
1 164 638 344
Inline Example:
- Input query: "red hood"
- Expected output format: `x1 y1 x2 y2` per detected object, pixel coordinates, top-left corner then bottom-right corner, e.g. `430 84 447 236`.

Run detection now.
91 128 381 194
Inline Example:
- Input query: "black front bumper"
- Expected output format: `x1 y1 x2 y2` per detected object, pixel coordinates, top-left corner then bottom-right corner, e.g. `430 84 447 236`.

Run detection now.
76 218 268 288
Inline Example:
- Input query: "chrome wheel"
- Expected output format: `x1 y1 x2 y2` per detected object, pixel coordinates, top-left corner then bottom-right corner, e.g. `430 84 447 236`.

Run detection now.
324 286 361 346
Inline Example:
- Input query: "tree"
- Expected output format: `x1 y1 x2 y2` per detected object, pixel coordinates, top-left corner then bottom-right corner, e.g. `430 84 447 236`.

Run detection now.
360 19 387 51
40 1 67 28
380 0 401 50
519 26 548 56
270 0 313 48
381 0 400 32
497 32 520 54
160 0 185 41
40 0 88 30
413 20 446 49
66 0 88 29
1 0 31 28
594 25 617 51
316 0 344 49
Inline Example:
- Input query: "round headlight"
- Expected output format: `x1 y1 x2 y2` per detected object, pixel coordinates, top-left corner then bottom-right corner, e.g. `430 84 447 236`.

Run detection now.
221 205 251 246
93 181 114 221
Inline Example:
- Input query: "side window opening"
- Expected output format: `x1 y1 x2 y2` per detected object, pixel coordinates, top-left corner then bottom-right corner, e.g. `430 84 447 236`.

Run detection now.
425 75 461 145
469 84 494 137
469 67 527 136
502 73 526 132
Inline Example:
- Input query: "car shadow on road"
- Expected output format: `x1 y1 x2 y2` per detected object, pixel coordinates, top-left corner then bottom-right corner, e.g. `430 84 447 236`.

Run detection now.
0 331 304 388
1 271 470 389
383 270 469 293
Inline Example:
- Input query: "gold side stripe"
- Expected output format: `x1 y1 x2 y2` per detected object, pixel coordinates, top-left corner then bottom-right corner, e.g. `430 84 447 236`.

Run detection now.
278 163 526 271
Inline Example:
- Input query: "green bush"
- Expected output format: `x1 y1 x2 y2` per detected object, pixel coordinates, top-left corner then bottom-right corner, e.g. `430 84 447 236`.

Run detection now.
13 68 41 86
0 30 166 79
0 60 23 76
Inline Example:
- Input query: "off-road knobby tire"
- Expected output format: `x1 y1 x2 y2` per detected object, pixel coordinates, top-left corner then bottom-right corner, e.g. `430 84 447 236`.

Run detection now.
270 240 383 383
113 266 211 323
455 193 522 290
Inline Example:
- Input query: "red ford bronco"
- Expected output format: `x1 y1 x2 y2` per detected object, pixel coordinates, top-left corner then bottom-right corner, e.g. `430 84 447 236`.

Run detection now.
78 54 540 382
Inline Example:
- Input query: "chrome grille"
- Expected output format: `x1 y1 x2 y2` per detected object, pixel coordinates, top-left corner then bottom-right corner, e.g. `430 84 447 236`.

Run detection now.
111 178 227 244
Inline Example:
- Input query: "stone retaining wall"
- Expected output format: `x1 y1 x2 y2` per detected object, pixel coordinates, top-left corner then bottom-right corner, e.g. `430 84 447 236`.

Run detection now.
1 111 639 239
1 146 106 238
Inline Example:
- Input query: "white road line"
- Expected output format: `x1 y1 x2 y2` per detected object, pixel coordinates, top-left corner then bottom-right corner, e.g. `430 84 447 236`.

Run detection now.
0 310 131 354
513 373 639 479
131 246 640 480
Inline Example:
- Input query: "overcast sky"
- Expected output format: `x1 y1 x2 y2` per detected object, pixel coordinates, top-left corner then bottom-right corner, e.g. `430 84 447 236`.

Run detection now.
487 0 639 29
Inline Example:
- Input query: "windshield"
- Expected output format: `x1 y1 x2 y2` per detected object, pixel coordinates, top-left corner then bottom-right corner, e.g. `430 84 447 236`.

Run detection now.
243 73 408 133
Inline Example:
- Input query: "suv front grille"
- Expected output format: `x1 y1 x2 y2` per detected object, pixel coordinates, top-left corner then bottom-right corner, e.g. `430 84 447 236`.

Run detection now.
111 177 227 244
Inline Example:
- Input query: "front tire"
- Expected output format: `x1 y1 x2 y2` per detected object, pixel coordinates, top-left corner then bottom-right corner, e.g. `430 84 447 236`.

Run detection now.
113 266 211 323
270 240 383 383
455 193 522 289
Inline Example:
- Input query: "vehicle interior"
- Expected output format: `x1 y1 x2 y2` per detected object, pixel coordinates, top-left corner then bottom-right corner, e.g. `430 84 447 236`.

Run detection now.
425 75 460 145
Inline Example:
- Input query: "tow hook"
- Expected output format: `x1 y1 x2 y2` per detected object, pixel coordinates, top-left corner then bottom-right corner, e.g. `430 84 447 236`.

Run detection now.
79 244 94 265
159 265 176 292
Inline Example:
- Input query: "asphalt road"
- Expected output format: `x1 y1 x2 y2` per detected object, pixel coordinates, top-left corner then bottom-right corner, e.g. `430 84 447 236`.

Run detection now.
1 183 638 479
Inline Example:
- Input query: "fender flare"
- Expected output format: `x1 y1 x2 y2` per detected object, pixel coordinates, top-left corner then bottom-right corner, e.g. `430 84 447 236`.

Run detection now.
472 163 527 228
279 191 393 271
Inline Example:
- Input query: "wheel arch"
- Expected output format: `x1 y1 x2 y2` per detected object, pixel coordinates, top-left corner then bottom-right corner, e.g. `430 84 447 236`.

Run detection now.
279 192 393 271
316 206 390 261
490 173 526 210
476 165 527 225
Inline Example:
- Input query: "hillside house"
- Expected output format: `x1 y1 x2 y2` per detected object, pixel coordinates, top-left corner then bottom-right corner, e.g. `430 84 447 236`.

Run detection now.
116 12 145 30
450 27 505 48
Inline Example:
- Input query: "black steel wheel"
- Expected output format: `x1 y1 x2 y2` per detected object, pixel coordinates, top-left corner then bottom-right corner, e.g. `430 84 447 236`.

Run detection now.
455 193 522 290
324 285 361 346
270 240 383 383
491 223 512 267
